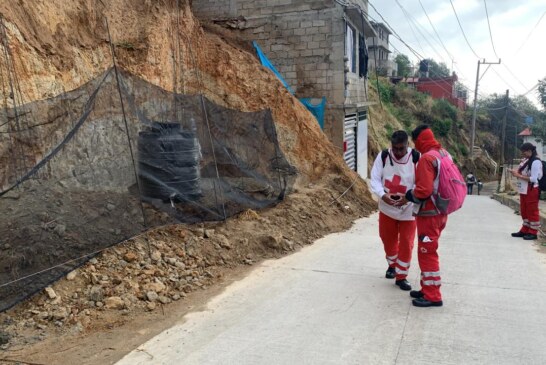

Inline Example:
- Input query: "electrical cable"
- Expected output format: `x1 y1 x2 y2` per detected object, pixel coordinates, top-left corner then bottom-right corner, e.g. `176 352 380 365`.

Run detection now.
448 0 481 58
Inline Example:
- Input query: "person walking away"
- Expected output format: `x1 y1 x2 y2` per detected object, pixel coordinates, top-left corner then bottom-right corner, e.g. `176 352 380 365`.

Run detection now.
405 125 452 307
370 130 419 291
477 179 483 195
466 172 476 195
509 143 542 240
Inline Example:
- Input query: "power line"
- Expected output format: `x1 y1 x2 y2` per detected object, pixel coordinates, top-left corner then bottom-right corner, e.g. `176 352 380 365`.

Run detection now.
490 67 523 95
418 0 454 61
395 1 426 58
514 10 546 56
502 64 529 91
367 1 424 60
483 0 499 59
449 0 481 58
395 0 446 65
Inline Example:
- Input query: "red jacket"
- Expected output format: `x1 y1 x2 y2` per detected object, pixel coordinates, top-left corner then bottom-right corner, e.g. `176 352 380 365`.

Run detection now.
406 150 440 216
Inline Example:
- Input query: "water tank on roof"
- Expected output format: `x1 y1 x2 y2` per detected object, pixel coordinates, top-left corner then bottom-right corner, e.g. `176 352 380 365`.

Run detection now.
137 122 201 202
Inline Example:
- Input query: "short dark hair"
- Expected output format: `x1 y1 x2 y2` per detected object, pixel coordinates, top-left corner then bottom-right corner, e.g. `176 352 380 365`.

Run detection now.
411 124 430 140
391 130 408 145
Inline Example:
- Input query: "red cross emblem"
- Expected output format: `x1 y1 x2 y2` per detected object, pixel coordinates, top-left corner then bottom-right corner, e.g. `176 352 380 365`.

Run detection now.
384 175 407 194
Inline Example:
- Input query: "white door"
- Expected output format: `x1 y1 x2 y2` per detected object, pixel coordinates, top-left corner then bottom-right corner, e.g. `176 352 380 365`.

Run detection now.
344 113 357 171
357 111 368 179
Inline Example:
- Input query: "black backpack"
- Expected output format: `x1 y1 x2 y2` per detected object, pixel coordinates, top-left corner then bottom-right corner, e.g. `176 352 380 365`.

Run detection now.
381 148 420 167
537 161 546 191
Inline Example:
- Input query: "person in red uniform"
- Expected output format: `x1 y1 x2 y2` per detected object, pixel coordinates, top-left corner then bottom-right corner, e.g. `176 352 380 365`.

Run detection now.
510 143 543 240
404 125 447 307
370 131 418 291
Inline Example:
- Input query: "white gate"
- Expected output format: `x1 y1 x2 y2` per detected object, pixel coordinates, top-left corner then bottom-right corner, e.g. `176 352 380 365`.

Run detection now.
344 113 358 170
357 110 368 178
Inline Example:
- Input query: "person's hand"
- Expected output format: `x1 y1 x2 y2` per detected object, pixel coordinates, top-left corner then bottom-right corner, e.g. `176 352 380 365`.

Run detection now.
392 193 408 206
381 194 397 206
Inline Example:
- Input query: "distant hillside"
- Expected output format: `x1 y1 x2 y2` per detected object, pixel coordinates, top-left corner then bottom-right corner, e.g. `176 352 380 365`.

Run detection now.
367 77 499 181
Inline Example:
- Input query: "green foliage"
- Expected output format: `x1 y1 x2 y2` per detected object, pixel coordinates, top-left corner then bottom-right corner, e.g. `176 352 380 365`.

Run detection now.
431 118 452 137
412 91 428 106
385 123 394 139
421 59 451 78
377 79 394 104
116 40 136 50
392 107 414 128
394 54 412 77
538 77 546 110
432 98 457 122
457 143 469 156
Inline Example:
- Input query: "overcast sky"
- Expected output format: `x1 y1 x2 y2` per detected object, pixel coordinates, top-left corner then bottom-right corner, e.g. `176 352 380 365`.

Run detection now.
370 0 546 108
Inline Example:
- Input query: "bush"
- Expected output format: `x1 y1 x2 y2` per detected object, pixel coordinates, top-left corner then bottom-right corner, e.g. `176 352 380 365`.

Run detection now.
392 107 414 128
432 99 457 122
458 143 469 156
431 118 452 137
412 91 428 106
385 123 394 139
377 80 394 104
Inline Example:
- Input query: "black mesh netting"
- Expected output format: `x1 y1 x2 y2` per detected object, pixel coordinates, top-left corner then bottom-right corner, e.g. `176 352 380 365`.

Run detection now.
0 67 297 312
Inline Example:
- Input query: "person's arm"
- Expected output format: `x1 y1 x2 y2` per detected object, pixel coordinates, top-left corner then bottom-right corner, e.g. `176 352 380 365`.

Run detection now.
370 154 386 198
530 160 542 184
405 155 436 203
513 160 541 182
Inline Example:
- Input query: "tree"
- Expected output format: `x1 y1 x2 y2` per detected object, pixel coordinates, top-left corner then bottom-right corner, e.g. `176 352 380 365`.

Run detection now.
420 58 451 78
538 77 546 109
394 54 411 77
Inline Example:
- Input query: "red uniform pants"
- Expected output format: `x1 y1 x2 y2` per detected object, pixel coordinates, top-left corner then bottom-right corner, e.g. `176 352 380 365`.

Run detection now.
416 214 448 302
520 185 540 235
379 212 416 281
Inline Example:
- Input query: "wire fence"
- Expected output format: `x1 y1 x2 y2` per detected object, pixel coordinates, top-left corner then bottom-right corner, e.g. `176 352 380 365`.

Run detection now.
0 67 297 312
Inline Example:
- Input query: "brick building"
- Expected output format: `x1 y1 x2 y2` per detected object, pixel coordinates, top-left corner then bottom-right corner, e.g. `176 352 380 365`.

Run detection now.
415 75 467 110
192 0 376 177
367 22 397 77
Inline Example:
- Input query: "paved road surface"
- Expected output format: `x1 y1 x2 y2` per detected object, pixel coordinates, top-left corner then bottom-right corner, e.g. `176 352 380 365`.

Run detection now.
117 196 546 365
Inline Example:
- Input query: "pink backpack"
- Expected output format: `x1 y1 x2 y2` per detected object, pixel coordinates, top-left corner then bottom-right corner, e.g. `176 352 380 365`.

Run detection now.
426 149 467 215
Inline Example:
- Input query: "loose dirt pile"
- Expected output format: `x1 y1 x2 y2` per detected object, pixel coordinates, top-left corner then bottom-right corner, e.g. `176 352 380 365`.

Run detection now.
0 177 373 364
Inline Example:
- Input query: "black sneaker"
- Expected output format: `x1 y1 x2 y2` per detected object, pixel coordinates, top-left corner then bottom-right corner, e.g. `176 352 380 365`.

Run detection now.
523 234 538 240
385 267 396 279
511 231 525 237
395 279 412 291
412 297 443 307
410 290 424 299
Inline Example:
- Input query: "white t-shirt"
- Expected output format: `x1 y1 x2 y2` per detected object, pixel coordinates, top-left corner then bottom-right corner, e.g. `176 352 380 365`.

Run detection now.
370 148 417 221
517 158 543 194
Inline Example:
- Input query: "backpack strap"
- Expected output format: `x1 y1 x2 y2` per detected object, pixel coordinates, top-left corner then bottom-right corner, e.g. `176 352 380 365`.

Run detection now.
411 149 420 164
381 149 393 167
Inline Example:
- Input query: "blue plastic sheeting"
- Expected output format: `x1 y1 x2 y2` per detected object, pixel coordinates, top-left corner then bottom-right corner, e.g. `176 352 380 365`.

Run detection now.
253 41 326 129
300 97 326 129
253 41 295 94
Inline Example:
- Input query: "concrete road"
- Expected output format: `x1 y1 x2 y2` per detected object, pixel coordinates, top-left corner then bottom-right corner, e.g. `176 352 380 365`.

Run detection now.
117 196 546 365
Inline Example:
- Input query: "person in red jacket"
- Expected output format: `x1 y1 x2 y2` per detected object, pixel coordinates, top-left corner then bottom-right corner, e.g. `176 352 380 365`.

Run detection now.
404 125 447 307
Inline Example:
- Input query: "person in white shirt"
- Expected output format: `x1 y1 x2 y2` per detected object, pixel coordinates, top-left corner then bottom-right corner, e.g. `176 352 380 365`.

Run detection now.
370 131 419 291
509 142 543 240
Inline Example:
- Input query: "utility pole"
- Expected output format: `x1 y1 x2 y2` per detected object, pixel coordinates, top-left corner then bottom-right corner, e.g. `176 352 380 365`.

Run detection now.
470 59 501 158
499 89 510 165
499 89 509 190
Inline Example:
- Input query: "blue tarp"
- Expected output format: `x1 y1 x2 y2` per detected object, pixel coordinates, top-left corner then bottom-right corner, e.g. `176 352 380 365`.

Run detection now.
300 97 326 130
253 41 325 129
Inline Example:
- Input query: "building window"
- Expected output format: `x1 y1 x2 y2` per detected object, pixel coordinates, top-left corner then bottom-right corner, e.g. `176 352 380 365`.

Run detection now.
358 34 368 78
346 24 356 73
